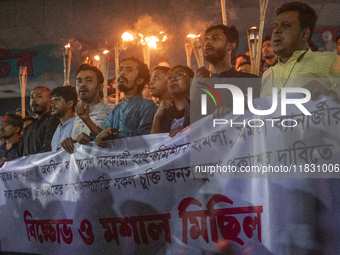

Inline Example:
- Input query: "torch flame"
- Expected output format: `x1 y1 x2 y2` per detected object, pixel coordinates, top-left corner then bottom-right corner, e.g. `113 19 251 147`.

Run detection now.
187 34 201 38
65 43 70 48
160 31 164 34
250 26 257 29
94 55 100 61
122 32 134 41
145 36 159 49
103 50 109 54
162 35 167 42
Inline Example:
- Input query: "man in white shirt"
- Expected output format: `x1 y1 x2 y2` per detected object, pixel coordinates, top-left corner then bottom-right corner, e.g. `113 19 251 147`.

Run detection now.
61 64 114 153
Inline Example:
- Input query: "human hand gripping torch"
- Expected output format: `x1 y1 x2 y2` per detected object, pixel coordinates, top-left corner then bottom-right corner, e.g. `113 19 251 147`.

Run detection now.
19 66 27 118
191 35 205 68
185 36 193 68
63 43 71 86
100 50 109 103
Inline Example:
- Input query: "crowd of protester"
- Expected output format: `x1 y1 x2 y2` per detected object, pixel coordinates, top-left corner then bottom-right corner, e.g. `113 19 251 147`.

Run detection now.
1 1 340 168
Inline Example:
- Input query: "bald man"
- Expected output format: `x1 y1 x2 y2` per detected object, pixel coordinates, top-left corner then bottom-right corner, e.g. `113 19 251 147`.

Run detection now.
20 86 60 156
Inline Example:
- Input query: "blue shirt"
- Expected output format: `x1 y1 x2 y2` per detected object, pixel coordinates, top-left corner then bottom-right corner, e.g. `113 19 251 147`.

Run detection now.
104 94 157 138
51 116 76 151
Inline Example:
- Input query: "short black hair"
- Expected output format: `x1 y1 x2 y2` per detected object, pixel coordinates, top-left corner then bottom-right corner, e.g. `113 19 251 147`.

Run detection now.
153 66 171 75
262 35 272 44
15 108 30 117
236 54 250 62
276 2 317 42
237 61 251 69
5 113 23 131
205 24 239 64
121 56 150 93
51 86 78 112
76 64 104 85
168 65 194 78
205 25 239 48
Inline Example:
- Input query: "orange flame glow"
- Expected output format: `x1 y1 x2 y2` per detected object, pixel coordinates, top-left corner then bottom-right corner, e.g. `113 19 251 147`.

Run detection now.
187 34 201 38
65 43 70 48
146 36 159 48
94 55 100 61
103 50 109 54
122 32 134 41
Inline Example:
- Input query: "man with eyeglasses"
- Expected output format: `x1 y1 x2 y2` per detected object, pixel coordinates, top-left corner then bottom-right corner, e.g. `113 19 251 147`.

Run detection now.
151 65 193 136
96 57 158 148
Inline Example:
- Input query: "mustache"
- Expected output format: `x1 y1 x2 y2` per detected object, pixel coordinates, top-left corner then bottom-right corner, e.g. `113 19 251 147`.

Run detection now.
119 76 128 83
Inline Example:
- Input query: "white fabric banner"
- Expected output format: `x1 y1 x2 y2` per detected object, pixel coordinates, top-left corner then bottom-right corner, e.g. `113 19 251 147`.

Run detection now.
0 96 339 254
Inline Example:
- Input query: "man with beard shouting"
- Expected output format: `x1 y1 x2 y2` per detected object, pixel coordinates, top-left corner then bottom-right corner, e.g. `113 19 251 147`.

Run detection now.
61 64 114 154
96 57 158 148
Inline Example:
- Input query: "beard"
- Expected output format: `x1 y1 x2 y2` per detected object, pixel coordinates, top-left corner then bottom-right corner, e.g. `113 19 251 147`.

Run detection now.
51 108 65 118
204 46 227 65
31 104 48 115
117 83 131 93
117 76 135 93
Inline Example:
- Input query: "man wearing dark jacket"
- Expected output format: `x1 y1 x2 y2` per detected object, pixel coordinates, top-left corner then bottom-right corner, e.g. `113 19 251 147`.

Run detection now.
20 86 60 156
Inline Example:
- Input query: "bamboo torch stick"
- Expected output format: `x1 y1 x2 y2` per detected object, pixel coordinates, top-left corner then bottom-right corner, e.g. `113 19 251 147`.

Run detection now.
192 36 205 68
247 27 259 75
115 38 120 105
185 36 193 68
93 55 100 69
66 45 71 86
19 66 27 118
142 44 151 69
63 44 71 86
220 0 227 25
100 50 109 103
